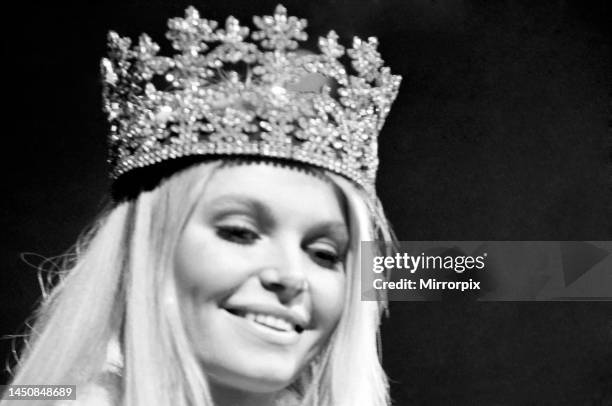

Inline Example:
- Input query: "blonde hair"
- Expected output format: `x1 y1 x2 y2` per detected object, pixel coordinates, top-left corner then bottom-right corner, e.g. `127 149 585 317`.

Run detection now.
2 161 395 406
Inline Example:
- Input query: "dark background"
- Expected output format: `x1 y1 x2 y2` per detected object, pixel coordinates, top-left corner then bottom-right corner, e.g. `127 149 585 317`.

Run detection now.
1 0 610 404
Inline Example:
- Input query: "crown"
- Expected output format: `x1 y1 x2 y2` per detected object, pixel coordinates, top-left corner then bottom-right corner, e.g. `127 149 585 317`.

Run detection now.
101 4 401 192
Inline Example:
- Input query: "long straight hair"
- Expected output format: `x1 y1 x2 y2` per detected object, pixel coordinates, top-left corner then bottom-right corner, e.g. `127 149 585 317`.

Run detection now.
2 161 395 406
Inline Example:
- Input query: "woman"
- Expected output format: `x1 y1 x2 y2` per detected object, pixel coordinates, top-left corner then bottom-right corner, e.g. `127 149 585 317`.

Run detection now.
2 5 400 406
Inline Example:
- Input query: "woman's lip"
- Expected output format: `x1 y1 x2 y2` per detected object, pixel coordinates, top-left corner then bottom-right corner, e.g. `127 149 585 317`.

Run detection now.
223 304 309 332
224 308 302 345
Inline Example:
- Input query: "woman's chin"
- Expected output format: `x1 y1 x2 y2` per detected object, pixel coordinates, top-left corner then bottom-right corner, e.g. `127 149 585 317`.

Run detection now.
207 366 301 394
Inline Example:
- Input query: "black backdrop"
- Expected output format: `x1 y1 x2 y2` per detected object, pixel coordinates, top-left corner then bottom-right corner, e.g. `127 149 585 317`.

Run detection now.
1 0 610 404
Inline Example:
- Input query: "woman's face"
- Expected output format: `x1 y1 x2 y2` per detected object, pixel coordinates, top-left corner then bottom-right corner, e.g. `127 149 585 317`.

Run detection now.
174 163 349 394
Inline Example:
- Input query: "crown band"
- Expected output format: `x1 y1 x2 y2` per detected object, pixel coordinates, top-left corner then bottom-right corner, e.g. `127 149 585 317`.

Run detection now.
101 4 401 192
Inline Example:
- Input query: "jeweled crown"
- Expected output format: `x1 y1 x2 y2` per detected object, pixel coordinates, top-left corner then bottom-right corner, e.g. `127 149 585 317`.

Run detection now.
101 5 401 191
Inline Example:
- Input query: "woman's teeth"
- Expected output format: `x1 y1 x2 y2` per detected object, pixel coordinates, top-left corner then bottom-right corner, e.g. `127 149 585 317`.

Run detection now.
244 312 294 332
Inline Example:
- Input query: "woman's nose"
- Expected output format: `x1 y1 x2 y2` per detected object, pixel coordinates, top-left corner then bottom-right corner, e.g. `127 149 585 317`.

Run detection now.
258 262 308 303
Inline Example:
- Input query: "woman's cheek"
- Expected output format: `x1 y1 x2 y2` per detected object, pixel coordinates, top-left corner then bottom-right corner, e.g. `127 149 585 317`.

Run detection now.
174 227 222 289
310 272 346 326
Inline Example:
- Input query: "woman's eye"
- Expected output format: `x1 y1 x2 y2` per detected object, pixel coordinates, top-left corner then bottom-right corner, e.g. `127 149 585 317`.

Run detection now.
216 225 260 245
310 247 343 270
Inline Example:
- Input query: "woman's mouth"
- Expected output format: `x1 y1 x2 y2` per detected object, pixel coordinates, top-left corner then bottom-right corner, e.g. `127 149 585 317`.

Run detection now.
225 308 305 334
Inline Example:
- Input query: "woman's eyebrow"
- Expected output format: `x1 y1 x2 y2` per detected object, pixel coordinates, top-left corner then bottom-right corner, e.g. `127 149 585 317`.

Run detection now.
206 194 348 240
206 194 275 223
320 222 349 237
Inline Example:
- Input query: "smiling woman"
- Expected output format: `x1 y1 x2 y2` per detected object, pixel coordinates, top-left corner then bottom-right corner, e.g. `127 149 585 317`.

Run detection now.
175 163 348 397
1 5 401 406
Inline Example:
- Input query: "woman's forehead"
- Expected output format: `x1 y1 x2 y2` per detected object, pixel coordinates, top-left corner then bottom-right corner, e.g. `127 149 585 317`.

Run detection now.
200 162 348 224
